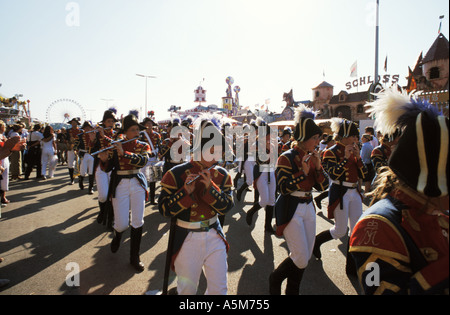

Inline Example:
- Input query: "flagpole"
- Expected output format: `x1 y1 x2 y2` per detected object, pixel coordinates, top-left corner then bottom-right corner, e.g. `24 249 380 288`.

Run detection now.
374 0 380 85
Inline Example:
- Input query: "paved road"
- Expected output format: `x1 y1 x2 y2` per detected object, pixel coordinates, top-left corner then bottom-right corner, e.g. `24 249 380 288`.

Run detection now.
0 164 365 295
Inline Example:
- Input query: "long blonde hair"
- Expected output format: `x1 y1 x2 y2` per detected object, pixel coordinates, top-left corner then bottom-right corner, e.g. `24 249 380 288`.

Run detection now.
369 166 449 213
367 167 400 206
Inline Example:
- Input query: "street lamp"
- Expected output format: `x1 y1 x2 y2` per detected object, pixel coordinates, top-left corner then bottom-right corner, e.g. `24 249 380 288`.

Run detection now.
136 74 156 117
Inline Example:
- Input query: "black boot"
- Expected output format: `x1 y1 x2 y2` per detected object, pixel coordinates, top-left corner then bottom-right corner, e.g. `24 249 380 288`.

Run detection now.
68 168 74 185
105 201 114 231
264 205 275 234
88 175 95 195
269 257 295 295
345 239 357 277
254 189 260 204
313 230 333 260
97 201 106 224
286 269 305 295
149 182 156 205
236 183 249 202
285 262 305 295
130 226 145 272
78 176 84 190
233 172 242 188
246 203 261 226
110 229 123 253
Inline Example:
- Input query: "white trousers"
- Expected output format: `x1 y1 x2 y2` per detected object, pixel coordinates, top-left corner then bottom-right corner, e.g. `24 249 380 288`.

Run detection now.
80 153 94 176
244 159 255 186
112 178 145 232
283 202 316 269
41 149 57 177
95 165 111 203
255 171 276 207
330 188 362 239
174 228 228 295
67 150 76 169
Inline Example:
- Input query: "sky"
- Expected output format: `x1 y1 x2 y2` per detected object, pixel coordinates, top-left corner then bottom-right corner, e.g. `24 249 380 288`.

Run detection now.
0 0 448 124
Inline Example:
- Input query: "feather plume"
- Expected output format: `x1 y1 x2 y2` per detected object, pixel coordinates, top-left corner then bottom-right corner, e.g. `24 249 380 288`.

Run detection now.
129 109 139 119
108 107 118 114
294 103 318 126
365 86 442 136
330 117 344 134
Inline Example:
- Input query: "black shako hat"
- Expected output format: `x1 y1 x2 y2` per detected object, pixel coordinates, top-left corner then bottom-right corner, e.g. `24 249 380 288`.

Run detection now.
330 118 359 138
122 114 145 133
366 87 449 197
68 117 81 125
101 109 118 123
81 120 94 129
142 117 158 127
293 104 323 142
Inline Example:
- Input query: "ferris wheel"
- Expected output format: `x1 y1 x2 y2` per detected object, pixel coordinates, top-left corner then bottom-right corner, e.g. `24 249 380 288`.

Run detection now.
46 98 86 124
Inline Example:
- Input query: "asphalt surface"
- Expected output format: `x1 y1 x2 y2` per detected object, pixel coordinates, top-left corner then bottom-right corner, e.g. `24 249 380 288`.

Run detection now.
0 164 366 295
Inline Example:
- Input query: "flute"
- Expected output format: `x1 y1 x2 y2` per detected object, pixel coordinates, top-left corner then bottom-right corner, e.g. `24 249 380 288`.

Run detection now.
81 127 114 134
304 146 319 163
186 163 217 185
91 136 139 155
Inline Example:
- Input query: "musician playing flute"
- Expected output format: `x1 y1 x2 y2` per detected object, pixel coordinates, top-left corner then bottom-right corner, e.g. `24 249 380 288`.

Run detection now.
158 114 234 295
74 121 100 194
313 117 368 276
140 115 161 205
98 114 150 272
95 109 119 229
66 118 82 185
270 105 328 295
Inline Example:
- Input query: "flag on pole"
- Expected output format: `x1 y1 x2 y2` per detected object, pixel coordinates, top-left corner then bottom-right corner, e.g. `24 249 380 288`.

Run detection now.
384 56 388 72
350 61 357 77
439 15 444 34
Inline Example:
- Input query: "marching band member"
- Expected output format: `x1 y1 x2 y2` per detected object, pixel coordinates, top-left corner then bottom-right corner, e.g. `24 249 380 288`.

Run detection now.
73 121 100 194
233 123 249 189
141 115 161 205
350 87 449 295
313 117 367 276
158 114 234 295
98 114 150 272
245 121 277 234
236 120 259 203
66 118 82 185
371 129 401 176
95 109 119 229
279 126 293 154
270 105 328 295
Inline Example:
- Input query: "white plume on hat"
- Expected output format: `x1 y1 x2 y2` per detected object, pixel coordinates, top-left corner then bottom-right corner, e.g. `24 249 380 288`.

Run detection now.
294 103 318 125
365 86 416 136
330 117 344 135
